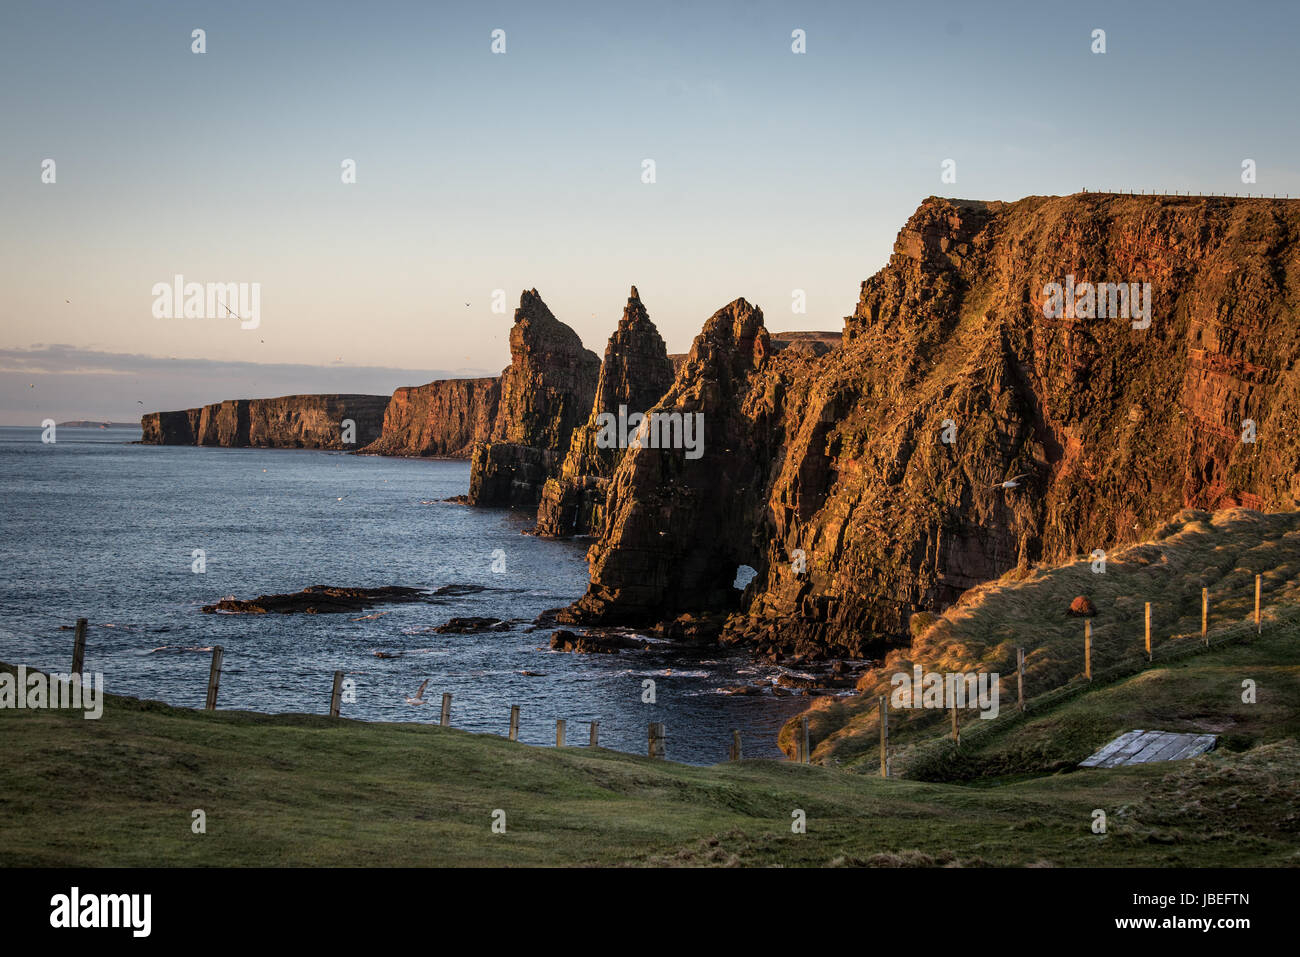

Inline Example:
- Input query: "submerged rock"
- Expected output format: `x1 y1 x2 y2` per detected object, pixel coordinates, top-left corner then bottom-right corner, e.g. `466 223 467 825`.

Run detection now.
432 616 510 634
201 585 430 614
548 629 651 654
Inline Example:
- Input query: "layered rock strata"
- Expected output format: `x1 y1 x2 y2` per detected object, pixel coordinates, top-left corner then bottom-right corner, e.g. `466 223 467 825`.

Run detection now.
142 394 390 449
564 194 1300 658
532 286 675 537
466 290 600 508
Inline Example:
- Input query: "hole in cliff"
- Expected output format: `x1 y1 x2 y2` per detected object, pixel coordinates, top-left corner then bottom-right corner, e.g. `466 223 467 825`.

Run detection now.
733 565 757 590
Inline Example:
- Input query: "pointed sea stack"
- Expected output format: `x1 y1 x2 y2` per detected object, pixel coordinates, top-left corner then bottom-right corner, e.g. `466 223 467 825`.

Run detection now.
561 296 772 627
466 289 600 508
532 286 675 537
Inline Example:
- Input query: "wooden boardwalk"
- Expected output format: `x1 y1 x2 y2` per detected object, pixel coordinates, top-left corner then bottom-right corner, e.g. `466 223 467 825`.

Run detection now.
1079 729 1217 768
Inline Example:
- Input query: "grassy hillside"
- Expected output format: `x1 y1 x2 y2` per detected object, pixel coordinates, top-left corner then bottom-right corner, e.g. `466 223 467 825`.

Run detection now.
3 508 1297 867
2 653 1298 866
786 508 1300 780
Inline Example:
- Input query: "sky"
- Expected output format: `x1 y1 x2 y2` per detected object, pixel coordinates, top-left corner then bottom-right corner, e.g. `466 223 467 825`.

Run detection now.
3 0 1299 422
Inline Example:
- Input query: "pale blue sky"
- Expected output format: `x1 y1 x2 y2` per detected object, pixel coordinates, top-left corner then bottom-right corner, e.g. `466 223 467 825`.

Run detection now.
2 0 1297 420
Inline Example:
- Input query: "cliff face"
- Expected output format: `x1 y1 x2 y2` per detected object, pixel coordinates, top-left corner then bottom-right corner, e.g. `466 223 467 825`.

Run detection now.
467 289 600 508
533 286 676 537
567 194 1300 658
141 409 200 444
564 297 774 622
141 395 390 449
359 378 500 458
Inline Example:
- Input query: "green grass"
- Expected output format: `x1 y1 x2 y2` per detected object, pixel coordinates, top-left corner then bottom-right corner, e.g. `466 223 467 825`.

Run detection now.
793 508 1300 775
4 507 1298 868
2 657 1299 866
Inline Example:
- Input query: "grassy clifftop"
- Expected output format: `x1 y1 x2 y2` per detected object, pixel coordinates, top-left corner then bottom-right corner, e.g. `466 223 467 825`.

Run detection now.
787 508 1300 781
3 617 1299 867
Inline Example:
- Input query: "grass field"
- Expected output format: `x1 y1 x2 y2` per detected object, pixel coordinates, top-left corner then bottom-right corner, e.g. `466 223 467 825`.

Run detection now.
3 507 1297 867
2 639 1298 866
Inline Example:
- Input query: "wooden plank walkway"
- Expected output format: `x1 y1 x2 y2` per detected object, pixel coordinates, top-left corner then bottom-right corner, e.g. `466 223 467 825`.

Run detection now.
1079 729 1217 768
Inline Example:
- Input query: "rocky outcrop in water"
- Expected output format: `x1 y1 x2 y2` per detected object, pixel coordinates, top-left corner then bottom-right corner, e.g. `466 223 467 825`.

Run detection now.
359 377 500 458
532 286 676 537
561 296 774 626
467 289 600 508
142 394 390 449
565 194 1300 659
202 585 430 614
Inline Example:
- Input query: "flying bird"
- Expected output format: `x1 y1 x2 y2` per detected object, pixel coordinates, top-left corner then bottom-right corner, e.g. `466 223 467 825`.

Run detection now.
405 679 429 705
991 474 1029 490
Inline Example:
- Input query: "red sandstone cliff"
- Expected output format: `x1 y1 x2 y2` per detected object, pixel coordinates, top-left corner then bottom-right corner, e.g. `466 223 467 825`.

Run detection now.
467 289 600 508
141 394 390 450
565 194 1300 658
359 377 500 458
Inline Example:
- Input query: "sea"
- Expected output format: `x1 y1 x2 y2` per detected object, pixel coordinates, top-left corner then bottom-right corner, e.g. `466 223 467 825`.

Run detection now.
0 426 811 763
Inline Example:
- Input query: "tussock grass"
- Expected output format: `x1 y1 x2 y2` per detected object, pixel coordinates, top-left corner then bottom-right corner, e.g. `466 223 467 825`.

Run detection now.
794 508 1300 776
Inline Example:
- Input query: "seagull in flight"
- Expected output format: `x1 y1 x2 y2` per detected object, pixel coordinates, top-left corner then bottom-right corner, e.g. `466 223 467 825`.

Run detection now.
991 473 1029 490
405 679 429 706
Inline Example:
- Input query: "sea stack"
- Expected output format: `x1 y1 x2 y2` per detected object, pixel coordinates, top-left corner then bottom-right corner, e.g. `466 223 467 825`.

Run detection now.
466 289 600 508
532 286 675 537
562 296 772 627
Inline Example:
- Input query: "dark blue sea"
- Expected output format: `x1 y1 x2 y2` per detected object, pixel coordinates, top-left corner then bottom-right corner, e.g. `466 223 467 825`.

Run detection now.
0 426 809 762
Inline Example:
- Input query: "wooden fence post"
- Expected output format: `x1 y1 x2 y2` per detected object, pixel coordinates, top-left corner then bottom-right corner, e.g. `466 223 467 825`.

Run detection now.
879 695 889 779
205 646 223 711
555 718 565 747
1016 647 1025 712
1202 587 1209 645
648 722 665 759
71 618 87 675
508 705 519 741
440 692 452 727
1084 620 1092 680
801 716 810 764
951 702 959 745
730 729 742 761
1255 575 1262 634
1145 602 1152 661
329 670 343 717
589 720 599 747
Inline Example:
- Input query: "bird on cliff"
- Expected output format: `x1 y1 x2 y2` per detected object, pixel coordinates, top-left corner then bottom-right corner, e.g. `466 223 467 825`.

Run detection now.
991 474 1029 490
405 679 429 705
